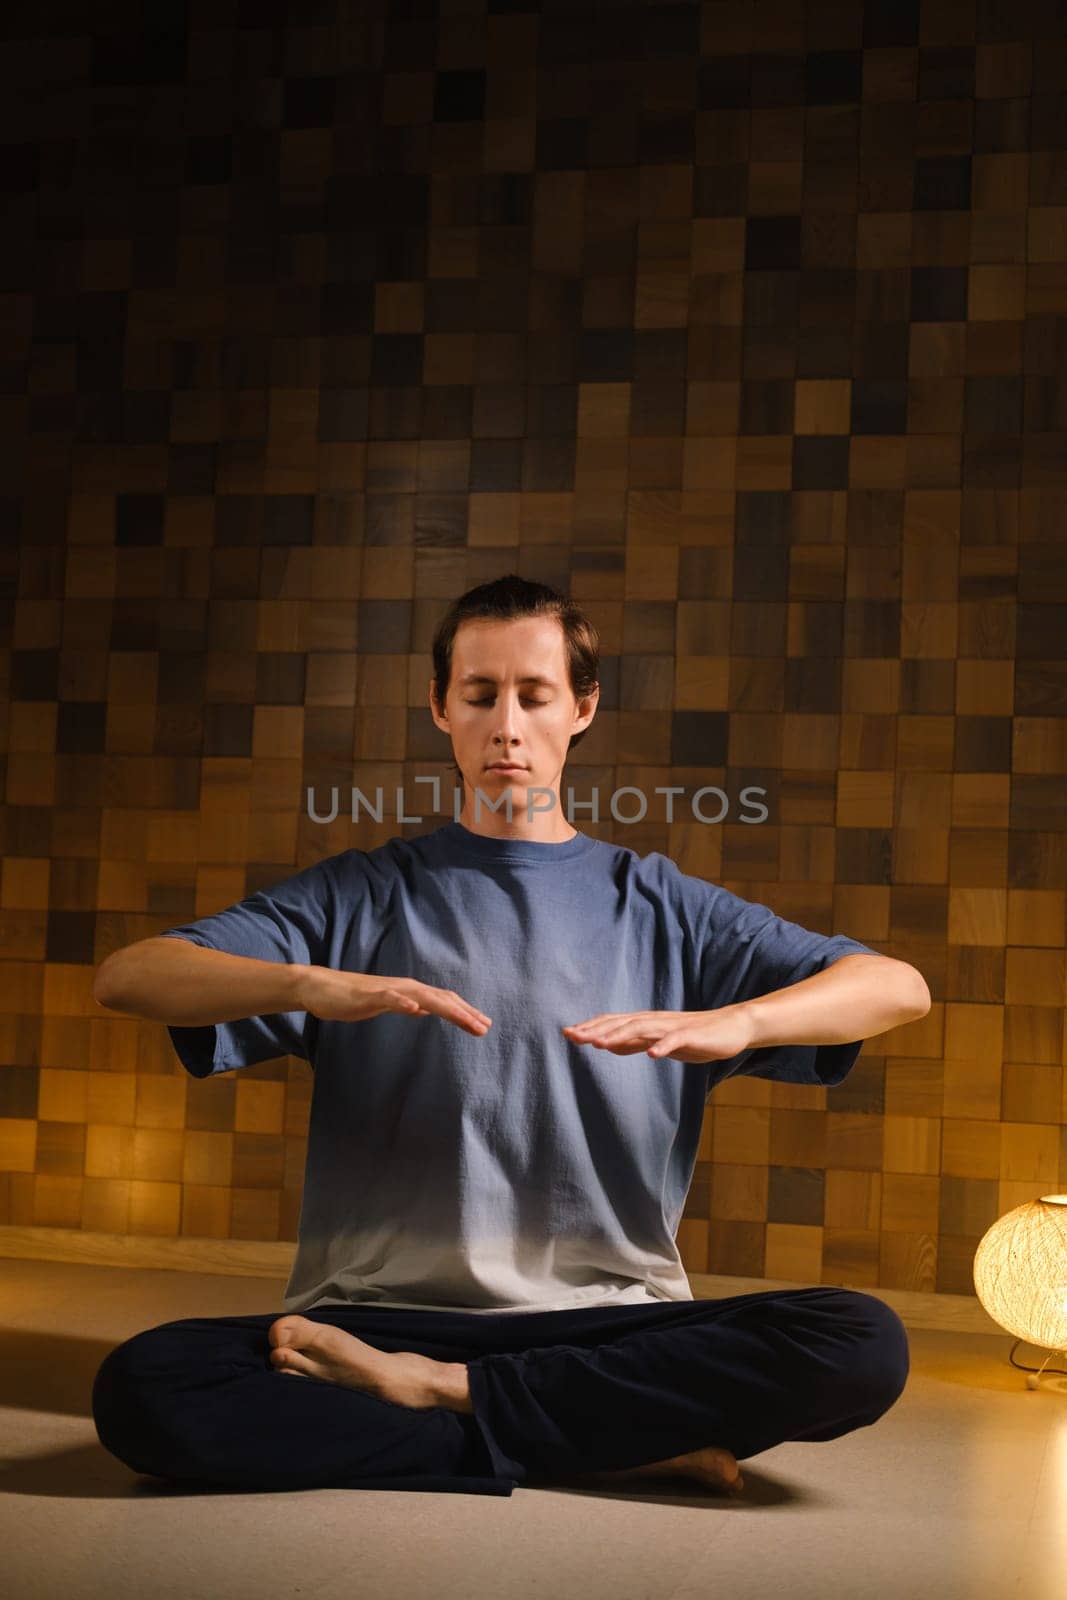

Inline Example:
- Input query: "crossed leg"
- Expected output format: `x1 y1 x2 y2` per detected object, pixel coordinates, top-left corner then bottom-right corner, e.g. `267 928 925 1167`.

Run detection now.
93 1289 907 1495
267 1313 744 1494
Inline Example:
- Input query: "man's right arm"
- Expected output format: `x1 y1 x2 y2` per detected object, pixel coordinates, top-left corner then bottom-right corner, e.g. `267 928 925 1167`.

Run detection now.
92 937 308 1027
93 937 493 1036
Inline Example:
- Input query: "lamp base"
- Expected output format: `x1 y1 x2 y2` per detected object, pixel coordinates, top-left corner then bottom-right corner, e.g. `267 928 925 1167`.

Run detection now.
1011 1339 1067 1389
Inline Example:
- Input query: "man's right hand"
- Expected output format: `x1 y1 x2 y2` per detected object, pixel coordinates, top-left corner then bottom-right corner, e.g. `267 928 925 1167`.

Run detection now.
297 968 492 1036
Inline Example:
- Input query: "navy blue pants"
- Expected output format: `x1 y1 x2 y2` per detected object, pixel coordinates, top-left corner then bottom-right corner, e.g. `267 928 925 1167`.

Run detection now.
91 1287 909 1497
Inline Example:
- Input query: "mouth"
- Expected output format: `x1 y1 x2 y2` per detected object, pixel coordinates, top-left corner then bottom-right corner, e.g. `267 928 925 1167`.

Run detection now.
486 764 528 773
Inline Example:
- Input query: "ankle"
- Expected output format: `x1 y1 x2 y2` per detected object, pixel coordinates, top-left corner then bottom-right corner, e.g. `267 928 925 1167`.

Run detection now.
431 1361 474 1414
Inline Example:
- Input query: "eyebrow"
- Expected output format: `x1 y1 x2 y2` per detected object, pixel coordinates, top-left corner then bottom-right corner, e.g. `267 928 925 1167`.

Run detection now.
458 674 557 688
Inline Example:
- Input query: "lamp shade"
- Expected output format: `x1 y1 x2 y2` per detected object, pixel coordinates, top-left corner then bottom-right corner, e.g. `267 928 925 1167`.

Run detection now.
972 1195 1067 1351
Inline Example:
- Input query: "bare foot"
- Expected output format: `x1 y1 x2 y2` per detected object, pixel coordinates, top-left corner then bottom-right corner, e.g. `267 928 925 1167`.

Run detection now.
568 1445 744 1496
267 1315 457 1410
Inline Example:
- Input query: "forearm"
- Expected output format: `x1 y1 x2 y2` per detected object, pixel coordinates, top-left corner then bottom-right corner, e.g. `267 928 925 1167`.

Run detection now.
93 937 310 1027
737 954 930 1049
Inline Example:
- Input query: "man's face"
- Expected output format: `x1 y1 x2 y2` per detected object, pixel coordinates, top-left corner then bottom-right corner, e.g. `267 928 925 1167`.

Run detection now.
429 616 598 809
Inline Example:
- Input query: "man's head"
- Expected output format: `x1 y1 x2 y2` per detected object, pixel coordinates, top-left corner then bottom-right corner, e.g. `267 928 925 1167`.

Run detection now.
429 574 600 823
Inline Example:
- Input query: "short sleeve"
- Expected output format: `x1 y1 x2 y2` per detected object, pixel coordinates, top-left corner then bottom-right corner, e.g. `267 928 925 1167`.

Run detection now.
157 854 345 1079
695 884 879 1092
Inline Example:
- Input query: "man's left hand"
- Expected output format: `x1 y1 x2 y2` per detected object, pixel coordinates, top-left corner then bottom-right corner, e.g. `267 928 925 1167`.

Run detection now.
561 1006 757 1064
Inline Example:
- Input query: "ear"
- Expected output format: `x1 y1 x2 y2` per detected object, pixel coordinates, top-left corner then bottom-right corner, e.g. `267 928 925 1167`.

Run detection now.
429 677 450 734
573 682 600 734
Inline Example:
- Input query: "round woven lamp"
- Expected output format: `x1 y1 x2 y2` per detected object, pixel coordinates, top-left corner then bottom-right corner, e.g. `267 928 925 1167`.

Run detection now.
973 1195 1067 1389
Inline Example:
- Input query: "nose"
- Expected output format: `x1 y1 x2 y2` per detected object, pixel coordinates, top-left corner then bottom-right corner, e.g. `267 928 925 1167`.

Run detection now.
491 691 524 752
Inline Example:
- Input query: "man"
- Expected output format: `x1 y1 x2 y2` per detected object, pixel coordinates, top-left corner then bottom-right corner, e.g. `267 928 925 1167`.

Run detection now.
91 573 929 1499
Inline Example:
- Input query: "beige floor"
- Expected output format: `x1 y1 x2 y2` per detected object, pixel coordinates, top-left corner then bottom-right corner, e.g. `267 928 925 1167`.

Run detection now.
2 1257 1064 1600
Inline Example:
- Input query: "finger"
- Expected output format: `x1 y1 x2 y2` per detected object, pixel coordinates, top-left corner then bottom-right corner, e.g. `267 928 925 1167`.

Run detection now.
385 991 422 1011
387 990 482 1031
440 1001 490 1033
648 1034 683 1058
405 985 491 1033
439 987 492 1027
386 992 435 1021
564 1011 667 1035
589 1017 646 1043
385 994 433 1017
563 1018 632 1040
567 1024 660 1055
447 1008 490 1031
568 1017 649 1048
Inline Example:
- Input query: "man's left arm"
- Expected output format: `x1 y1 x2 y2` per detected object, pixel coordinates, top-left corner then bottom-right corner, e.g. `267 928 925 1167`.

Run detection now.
562 954 931 1067
739 953 931 1050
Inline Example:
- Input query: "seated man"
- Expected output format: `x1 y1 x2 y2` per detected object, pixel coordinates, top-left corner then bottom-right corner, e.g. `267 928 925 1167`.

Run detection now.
90 572 930 1499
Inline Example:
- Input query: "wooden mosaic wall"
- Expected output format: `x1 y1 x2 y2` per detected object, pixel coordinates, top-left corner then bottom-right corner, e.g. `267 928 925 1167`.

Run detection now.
2 1 1066 1299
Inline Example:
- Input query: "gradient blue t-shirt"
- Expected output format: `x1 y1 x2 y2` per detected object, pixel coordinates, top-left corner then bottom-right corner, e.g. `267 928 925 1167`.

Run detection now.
159 821 876 1315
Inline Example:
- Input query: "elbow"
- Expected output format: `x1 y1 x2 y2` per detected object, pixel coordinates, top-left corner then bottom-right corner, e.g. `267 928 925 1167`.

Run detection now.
93 952 124 1010
900 963 931 1019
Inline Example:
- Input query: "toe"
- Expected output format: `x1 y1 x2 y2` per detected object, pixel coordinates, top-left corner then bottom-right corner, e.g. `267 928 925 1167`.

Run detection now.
273 1347 315 1377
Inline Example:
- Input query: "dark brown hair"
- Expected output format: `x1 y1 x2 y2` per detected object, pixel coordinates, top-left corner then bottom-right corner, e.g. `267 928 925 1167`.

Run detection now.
430 573 600 776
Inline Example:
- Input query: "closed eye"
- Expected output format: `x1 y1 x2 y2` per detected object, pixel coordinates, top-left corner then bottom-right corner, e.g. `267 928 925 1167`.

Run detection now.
467 698 548 706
